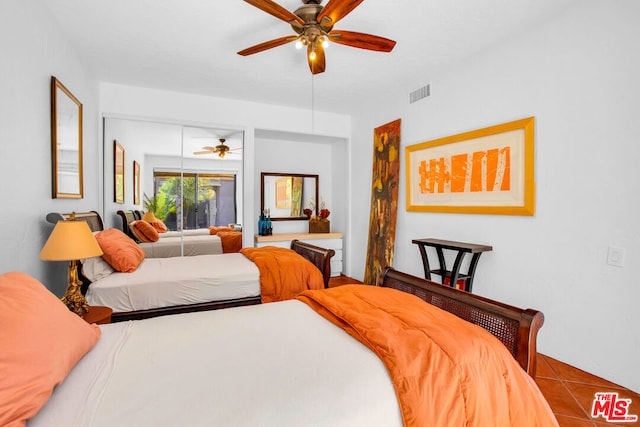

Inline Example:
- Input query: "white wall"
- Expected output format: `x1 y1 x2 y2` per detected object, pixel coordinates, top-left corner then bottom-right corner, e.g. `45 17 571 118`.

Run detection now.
348 1 640 391
0 0 100 295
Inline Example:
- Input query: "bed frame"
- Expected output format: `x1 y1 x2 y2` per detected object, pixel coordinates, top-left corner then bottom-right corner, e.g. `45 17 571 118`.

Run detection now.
46 211 336 322
46 211 104 232
117 209 136 239
380 267 544 378
116 209 142 240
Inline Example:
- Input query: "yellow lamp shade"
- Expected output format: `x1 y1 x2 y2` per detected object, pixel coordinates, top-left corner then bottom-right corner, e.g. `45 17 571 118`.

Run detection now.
142 211 157 223
39 220 103 261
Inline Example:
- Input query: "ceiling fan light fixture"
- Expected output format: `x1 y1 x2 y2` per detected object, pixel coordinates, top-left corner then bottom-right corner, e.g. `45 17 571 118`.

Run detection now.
238 0 396 75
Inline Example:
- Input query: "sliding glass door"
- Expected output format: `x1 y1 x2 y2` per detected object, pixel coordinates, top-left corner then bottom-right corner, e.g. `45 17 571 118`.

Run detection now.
152 172 236 231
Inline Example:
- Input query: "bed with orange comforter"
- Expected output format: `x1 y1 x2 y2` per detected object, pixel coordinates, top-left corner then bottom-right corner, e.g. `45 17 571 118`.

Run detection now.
4 268 557 427
83 243 332 322
298 282 556 426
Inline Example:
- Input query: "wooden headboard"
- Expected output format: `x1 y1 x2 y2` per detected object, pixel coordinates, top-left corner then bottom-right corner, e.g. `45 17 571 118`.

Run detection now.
380 267 544 378
116 210 138 240
291 239 335 289
46 211 104 232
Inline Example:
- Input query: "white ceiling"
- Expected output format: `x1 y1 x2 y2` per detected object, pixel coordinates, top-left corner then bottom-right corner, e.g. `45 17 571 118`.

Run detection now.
42 0 578 114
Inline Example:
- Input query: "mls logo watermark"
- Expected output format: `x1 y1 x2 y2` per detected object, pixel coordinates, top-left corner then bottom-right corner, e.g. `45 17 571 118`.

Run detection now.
591 392 638 422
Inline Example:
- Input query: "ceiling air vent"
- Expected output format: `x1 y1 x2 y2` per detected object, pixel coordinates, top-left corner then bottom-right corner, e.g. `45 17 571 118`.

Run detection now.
409 83 431 104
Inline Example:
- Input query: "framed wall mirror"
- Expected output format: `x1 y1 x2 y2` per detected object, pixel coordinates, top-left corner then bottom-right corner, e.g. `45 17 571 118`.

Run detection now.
50 76 83 198
261 172 318 221
133 160 140 205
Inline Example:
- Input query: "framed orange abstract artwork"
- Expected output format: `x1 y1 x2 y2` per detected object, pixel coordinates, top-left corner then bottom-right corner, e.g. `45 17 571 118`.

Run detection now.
406 117 535 216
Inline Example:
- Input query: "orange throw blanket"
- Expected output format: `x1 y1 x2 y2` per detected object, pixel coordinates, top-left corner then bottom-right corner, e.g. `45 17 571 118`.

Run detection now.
218 231 242 253
297 285 558 427
240 246 324 303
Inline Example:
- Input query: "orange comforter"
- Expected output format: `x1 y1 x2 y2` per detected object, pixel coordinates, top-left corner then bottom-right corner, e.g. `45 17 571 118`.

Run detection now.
297 285 558 427
218 231 242 253
240 246 324 303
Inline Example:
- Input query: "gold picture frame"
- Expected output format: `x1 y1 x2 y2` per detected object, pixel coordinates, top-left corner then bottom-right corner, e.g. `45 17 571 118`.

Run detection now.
133 160 140 205
114 141 125 204
50 76 83 198
405 117 535 216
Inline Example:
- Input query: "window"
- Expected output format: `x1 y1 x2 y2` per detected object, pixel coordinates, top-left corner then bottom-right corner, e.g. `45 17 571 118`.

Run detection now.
150 172 236 231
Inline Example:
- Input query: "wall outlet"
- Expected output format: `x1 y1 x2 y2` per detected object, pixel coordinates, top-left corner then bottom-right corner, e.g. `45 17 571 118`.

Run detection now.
607 246 625 267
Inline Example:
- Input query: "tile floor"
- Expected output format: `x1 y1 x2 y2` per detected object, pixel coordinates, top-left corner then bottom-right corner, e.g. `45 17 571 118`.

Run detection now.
328 275 639 426
536 354 639 426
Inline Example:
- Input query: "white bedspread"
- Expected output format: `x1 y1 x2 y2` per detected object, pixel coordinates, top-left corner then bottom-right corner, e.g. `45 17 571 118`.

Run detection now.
159 229 211 238
85 253 260 313
28 301 402 427
139 234 223 258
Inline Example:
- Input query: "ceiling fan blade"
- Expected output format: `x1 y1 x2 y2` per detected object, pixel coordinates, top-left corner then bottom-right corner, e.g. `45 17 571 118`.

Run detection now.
243 0 304 26
328 30 396 52
308 44 326 75
317 0 363 26
237 35 298 56
201 146 217 151
194 151 212 155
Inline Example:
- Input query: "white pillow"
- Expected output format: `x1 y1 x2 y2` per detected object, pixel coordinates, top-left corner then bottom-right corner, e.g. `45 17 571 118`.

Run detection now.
81 256 115 282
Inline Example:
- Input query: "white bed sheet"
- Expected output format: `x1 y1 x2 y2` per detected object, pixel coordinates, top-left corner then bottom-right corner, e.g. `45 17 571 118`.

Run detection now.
139 234 223 258
85 253 260 313
28 301 402 427
159 229 210 238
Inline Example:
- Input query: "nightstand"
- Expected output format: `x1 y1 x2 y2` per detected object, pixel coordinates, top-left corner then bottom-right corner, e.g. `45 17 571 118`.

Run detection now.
82 306 113 325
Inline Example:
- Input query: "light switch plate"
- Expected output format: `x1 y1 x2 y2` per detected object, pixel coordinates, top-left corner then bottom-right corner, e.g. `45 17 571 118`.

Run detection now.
607 246 625 267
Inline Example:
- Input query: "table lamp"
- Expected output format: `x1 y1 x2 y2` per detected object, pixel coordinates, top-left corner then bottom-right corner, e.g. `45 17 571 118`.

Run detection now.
39 213 103 316
142 211 157 223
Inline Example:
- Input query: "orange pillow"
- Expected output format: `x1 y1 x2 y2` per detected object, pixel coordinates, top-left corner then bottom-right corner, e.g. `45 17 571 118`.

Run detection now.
0 272 101 427
95 228 145 272
151 219 167 233
129 220 160 243
218 231 243 253
209 226 234 235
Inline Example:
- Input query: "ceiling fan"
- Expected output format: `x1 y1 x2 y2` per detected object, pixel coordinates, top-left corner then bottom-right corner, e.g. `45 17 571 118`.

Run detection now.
193 139 241 158
237 0 396 74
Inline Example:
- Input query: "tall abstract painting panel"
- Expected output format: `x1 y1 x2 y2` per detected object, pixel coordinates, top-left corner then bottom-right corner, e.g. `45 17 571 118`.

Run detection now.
364 119 401 285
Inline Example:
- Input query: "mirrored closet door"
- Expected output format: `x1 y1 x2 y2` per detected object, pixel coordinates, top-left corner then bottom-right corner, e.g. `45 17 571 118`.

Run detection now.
103 118 244 255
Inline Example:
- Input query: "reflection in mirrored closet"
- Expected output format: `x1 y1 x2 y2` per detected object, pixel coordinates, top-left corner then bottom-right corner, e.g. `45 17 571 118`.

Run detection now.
102 118 244 254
